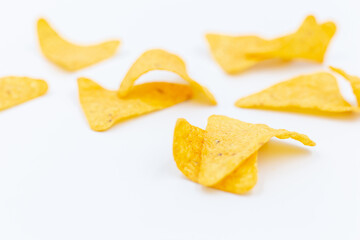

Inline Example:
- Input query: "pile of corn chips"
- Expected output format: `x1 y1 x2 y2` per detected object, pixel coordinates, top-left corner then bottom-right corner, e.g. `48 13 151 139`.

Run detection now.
2 14 358 195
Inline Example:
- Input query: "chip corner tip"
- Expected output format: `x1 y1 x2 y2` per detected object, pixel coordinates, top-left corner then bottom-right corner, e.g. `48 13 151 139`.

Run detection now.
175 118 189 126
37 18 48 27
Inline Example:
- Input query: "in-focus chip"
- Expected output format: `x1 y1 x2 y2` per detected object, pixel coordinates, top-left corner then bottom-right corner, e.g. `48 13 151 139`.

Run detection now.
236 72 357 114
173 115 315 194
78 49 216 131
206 15 336 74
0 76 48 111
37 18 120 71
330 66 360 106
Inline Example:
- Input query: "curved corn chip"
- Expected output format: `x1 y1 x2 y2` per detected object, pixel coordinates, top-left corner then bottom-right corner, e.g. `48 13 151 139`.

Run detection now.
173 118 258 194
37 18 120 71
173 116 315 194
248 16 336 62
330 66 360 106
236 72 356 113
206 15 336 74
117 49 217 105
199 115 315 186
0 77 48 111
78 78 192 131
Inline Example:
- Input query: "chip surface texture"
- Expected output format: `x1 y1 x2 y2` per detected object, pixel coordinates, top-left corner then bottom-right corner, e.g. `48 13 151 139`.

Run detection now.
173 115 315 194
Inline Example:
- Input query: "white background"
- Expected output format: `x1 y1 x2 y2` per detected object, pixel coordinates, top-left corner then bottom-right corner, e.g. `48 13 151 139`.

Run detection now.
0 0 359 239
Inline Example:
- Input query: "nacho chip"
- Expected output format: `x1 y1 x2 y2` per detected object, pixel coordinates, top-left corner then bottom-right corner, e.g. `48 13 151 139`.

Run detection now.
173 118 258 194
78 49 216 131
248 16 336 62
330 66 360 106
236 72 356 113
173 115 315 194
37 18 120 71
78 77 192 131
117 49 217 105
199 115 315 186
0 77 48 111
206 15 336 74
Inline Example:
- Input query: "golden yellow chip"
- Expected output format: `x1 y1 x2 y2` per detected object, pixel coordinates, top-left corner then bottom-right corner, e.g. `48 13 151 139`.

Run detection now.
236 72 356 113
206 15 336 74
78 49 216 131
117 49 217 105
248 16 336 62
78 78 192 131
330 66 360 106
0 77 48 111
173 115 315 194
199 115 315 186
37 18 120 71
173 118 258 194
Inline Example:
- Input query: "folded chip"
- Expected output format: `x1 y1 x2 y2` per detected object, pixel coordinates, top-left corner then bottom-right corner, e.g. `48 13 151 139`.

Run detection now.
37 18 120 71
0 77 48 111
118 49 217 105
330 67 360 106
236 72 358 114
173 115 315 194
206 15 336 74
78 49 216 131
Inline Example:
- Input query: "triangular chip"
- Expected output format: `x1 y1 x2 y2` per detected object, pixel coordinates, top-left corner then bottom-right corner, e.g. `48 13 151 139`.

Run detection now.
78 78 192 131
330 66 360 106
0 77 48 111
236 72 356 113
199 115 315 186
117 49 217 105
206 16 336 74
173 116 315 194
37 18 120 71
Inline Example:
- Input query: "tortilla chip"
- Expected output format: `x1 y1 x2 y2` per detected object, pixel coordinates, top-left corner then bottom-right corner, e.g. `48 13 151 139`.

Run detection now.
173 116 315 194
199 115 315 186
249 16 336 62
236 72 356 113
206 15 336 74
78 77 192 131
37 18 120 71
330 66 360 106
117 49 217 105
173 118 258 193
0 77 48 111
